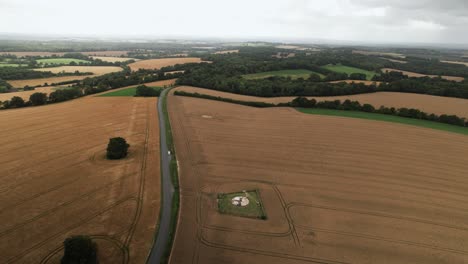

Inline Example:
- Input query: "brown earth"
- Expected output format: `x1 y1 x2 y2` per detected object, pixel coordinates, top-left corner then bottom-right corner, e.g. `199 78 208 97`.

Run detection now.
0 96 160 264
168 94 468 264
382 68 465 82
174 86 468 118
128 58 206 71
34 66 123 75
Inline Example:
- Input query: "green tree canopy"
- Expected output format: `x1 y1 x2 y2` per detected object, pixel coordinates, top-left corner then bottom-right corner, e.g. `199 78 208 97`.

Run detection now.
106 137 130 160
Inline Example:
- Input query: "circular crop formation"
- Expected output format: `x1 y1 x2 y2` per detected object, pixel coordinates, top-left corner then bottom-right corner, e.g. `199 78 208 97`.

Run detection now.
231 196 249 207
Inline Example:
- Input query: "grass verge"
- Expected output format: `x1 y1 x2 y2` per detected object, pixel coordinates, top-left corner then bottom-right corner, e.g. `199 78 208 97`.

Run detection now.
298 108 468 135
218 190 267 219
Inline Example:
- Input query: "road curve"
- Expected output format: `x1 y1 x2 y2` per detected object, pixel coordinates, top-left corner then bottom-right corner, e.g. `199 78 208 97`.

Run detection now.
147 88 175 263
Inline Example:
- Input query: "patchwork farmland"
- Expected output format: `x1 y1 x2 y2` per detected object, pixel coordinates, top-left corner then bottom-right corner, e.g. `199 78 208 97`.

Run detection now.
168 94 468 264
0 95 160 263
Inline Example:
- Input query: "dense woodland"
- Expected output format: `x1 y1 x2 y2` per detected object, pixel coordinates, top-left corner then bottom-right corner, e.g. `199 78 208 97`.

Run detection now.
176 48 468 99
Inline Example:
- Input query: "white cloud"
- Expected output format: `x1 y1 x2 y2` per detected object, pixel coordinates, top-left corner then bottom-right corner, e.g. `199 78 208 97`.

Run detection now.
0 0 467 44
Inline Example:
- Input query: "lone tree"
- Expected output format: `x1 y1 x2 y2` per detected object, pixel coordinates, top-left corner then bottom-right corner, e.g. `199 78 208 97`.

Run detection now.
61 235 98 264
29 92 48 106
106 137 130 159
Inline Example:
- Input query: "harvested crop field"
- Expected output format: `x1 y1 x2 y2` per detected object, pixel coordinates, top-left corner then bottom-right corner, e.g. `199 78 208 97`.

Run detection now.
382 68 465 82
7 76 88 89
8 67 123 88
34 66 123 75
91 56 137 63
174 86 468 118
0 86 59 101
128 57 206 71
441 60 468 67
0 96 160 264
168 94 468 264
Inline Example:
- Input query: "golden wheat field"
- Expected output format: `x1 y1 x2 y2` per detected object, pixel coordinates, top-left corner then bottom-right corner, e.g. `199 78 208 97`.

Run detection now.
34 66 123 75
0 95 160 264
174 86 468 118
168 94 468 264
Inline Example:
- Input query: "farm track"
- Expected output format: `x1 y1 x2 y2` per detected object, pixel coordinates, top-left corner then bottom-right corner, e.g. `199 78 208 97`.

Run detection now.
168 95 468 264
0 96 160 264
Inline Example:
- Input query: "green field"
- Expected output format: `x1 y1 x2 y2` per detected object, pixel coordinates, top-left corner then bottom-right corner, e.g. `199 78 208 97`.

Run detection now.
322 64 377 80
242 69 324 80
36 58 91 65
298 108 468 135
98 86 162 97
218 190 267 219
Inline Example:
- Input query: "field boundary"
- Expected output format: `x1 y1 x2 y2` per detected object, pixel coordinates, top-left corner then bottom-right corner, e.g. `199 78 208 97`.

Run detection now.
174 91 468 135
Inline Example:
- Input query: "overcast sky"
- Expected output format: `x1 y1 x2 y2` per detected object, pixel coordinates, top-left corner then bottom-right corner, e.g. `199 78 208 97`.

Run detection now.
1 0 468 44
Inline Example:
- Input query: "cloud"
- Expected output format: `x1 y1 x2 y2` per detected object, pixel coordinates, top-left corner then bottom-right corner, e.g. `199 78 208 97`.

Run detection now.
0 0 467 44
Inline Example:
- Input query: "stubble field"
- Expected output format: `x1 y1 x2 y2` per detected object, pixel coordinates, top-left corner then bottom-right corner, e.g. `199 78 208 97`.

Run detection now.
168 95 468 264
0 96 160 264
33 66 123 75
8 66 123 88
174 86 468 118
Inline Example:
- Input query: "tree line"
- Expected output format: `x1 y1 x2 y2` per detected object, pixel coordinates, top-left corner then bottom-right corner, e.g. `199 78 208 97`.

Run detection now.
0 88 83 109
174 91 468 128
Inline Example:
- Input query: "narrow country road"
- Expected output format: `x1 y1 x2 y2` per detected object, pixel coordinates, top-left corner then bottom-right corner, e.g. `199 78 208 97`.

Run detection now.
147 88 175 263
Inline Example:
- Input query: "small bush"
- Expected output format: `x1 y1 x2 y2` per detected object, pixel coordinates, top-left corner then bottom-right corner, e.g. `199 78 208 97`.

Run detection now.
106 137 130 160
61 235 98 264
